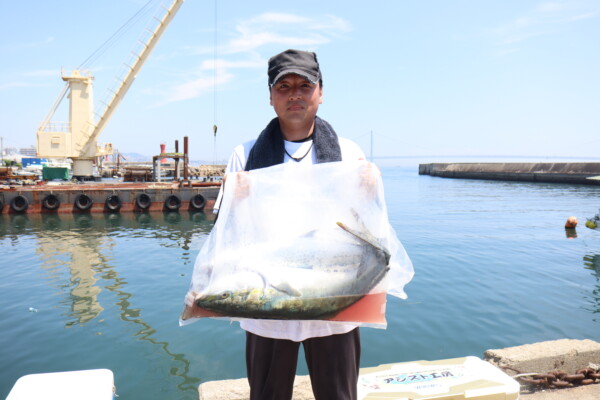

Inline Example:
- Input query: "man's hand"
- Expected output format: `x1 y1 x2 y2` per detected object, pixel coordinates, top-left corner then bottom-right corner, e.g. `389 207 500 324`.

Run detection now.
359 161 381 198
184 291 197 307
234 171 251 199
222 171 251 200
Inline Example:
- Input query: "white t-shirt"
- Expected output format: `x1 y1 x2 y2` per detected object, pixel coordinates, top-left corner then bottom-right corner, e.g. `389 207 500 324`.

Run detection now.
214 135 366 342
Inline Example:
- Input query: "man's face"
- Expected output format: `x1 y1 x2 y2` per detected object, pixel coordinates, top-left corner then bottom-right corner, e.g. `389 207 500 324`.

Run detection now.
270 74 323 126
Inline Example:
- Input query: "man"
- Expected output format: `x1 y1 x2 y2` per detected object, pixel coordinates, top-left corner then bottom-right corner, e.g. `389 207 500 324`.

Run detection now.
218 49 366 400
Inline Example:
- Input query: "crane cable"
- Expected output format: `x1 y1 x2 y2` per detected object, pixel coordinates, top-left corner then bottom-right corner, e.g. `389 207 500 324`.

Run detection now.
78 0 159 69
212 0 218 165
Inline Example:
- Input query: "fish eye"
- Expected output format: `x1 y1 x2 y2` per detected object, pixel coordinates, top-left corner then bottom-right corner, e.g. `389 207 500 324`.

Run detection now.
220 291 231 299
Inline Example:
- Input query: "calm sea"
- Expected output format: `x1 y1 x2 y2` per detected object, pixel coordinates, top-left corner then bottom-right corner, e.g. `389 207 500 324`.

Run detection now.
1 163 599 399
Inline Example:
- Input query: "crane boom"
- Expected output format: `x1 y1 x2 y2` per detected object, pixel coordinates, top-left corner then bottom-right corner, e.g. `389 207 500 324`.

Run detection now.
81 0 185 155
36 0 185 178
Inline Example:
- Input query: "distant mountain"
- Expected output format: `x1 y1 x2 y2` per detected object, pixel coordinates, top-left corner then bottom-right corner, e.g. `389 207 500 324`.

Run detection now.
114 152 226 165
189 159 228 166
118 152 150 162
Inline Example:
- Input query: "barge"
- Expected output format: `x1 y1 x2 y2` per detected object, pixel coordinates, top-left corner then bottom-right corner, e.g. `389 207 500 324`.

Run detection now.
0 181 220 215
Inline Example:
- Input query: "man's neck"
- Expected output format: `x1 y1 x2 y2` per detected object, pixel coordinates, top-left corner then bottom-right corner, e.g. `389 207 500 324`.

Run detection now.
279 120 315 142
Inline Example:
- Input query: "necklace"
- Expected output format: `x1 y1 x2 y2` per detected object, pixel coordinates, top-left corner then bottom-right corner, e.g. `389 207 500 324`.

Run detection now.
284 141 314 162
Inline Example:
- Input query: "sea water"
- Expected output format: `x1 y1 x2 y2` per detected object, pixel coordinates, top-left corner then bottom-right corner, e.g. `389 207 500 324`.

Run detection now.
1 164 599 399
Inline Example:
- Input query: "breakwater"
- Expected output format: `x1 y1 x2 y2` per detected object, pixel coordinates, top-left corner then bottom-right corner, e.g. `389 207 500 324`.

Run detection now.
419 162 600 184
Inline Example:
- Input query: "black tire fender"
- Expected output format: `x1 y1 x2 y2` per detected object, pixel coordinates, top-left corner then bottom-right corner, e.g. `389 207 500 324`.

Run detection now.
42 194 61 211
74 193 93 211
190 194 206 210
136 193 152 210
164 194 181 211
10 195 29 213
105 195 122 211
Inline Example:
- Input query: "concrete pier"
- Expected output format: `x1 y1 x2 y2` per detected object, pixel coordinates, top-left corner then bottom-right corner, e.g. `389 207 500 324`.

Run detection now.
418 162 600 184
198 339 600 400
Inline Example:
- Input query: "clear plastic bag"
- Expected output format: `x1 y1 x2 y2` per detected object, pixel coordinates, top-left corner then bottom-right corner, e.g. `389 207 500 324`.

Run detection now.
180 161 413 327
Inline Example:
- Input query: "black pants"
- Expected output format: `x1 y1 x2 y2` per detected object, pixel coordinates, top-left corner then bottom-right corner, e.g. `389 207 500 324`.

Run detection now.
246 328 361 400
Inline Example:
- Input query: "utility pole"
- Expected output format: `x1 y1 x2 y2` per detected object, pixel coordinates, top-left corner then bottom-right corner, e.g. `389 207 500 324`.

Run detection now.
0 136 4 166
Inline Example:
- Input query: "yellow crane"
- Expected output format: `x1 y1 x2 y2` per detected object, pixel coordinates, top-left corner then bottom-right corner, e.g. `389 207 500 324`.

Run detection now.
36 0 185 179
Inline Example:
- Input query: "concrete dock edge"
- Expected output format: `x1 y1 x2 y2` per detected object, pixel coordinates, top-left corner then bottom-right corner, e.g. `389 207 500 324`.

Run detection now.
198 339 600 400
484 339 600 376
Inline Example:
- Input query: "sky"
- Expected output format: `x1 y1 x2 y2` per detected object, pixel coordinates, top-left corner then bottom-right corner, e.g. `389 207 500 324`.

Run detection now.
1 0 599 164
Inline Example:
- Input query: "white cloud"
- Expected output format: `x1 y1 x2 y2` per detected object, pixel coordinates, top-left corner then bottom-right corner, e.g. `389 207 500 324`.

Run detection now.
308 15 352 34
0 81 49 91
159 59 241 105
249 12 310 25
536 2 567 13
225 32 327 54
569 12 596 21
156 12 351 105
21 69 61 78
164 72 232 103
2 37 55 51
491 0 598 52
155 56 263 105
185 12 350 56
222 12 349 54
199 58 264 71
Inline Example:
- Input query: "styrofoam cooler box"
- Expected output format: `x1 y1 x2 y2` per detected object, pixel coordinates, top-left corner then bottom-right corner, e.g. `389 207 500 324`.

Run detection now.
358 356 520 400
7 369 115 400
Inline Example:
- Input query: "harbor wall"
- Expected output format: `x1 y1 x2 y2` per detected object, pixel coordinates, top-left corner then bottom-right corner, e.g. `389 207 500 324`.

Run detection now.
418 162 600 185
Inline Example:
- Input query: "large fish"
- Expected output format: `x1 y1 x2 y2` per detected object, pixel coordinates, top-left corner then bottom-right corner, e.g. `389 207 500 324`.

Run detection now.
192 216 391 320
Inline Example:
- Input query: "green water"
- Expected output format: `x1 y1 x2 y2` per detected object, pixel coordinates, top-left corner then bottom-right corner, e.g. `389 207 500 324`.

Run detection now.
1 166 600 399
0 211 221 399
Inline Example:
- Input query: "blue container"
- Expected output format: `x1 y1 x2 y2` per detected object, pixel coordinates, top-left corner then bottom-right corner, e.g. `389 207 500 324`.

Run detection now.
21 157 47 167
